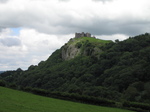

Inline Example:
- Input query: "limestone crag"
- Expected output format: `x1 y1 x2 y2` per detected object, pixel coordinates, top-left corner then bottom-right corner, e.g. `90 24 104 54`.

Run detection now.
61 32 102 60
61 44 81 60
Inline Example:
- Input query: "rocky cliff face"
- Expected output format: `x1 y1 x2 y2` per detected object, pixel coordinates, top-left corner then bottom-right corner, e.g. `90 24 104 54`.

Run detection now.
61 37 103 60
61 44 81 60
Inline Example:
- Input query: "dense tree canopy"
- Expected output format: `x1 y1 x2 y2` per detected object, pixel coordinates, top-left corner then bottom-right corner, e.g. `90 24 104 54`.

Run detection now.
1 33 150 104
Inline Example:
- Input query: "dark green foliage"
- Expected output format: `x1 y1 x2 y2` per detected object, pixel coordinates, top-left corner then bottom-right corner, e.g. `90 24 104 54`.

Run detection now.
1 33 150 108
123 101 150 112
75 42 82 48
19 86 115 107
0 80 6 87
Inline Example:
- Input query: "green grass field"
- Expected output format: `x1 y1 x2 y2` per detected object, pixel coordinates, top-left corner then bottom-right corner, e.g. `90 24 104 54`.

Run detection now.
0 87 134 112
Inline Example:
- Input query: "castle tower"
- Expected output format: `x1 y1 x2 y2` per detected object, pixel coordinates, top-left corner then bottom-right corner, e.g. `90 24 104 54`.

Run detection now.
75 32 93 38
81 32 85 37
86 33 91 37
75 33 81 38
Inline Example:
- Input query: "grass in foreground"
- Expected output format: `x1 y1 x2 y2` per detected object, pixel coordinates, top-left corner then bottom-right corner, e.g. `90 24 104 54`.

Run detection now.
0 87 134 112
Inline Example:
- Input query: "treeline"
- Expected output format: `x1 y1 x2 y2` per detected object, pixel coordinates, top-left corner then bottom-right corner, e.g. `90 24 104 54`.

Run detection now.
0 82 150 112
123 101 150 112
0 82 115 107
0 33 150 111
22 87 115 107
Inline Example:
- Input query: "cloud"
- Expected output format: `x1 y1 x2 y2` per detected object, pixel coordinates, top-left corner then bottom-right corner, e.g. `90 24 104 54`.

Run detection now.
0 0 150 36
96 34 129 41
0 0 150 70
0 37 21 47
0 28 72 70
0 0 9 3
59 0 70 2
92 0 113 2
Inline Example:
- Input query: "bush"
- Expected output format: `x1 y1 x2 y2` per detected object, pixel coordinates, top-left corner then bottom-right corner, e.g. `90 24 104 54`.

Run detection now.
0 80 6 87
123 101 150 111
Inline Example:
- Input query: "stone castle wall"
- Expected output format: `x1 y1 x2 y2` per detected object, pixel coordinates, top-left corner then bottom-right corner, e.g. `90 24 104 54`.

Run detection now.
75 32 95 38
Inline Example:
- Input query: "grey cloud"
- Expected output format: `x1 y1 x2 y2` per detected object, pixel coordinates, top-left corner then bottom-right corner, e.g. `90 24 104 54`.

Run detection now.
0 28 2 32
0 0 9 3
92 0 113 2
66 18 150 36
59 0 70 2
9 13 149 37
0 38 21 47
0 0 150 71
0 27 6 32
0 0 149 36
0 55 29 70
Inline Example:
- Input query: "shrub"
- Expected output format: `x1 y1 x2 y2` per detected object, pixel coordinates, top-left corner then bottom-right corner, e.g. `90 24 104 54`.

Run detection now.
123 101 150 111
0 80 6 87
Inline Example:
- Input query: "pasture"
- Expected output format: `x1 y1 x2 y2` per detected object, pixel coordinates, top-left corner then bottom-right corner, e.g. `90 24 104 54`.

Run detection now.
0 87 134 112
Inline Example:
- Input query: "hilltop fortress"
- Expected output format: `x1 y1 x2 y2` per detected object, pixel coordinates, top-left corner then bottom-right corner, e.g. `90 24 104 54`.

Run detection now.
75 32 95 38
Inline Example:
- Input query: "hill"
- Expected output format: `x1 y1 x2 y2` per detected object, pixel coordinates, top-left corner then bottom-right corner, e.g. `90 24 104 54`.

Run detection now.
0 87 133 112
62 37 111 60
0 33 150 110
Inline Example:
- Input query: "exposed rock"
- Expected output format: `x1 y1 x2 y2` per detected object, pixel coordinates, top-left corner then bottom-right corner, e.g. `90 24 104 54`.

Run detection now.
61 37 102 60
62 44 81 60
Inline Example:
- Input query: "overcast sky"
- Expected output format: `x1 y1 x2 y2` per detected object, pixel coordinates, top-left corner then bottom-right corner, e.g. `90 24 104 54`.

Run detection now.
0 0 150 71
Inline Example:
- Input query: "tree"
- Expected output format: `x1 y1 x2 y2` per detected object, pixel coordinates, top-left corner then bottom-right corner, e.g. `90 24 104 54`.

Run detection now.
0 80 6 87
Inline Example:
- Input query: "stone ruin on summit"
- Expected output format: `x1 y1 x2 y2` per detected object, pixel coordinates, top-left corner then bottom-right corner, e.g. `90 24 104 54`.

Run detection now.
75 32 95 38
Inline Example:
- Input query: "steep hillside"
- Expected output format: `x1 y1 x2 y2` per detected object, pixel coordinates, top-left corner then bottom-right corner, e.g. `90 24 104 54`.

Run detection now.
61 37 111 60
1 33 150 105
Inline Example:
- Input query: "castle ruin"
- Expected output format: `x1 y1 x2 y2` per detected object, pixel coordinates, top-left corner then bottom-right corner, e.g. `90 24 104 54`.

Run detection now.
75 32 95 38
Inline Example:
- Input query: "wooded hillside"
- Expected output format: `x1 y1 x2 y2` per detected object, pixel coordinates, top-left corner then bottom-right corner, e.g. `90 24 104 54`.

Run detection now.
1 33 150 105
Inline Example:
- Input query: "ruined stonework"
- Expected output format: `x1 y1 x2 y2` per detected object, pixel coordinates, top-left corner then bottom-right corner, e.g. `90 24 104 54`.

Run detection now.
75 32 95 38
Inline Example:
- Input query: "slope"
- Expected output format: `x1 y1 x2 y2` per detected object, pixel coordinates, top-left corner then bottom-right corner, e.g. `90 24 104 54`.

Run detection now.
1 33 150 104
0 87 133 112
62 37 111 60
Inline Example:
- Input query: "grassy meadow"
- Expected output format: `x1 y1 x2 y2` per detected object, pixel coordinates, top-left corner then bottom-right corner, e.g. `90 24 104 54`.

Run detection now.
0 87 134 112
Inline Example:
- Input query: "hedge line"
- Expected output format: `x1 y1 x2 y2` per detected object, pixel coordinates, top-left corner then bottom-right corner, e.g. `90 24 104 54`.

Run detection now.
21 86 115 107
0 82 149 112
123 101 150 112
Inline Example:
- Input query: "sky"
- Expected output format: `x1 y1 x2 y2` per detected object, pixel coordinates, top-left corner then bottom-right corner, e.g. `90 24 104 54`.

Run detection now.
0 0 150 71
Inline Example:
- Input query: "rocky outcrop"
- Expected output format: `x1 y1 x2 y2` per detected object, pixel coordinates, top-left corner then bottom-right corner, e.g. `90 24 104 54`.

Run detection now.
61 44 81 60
61 38 102 60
